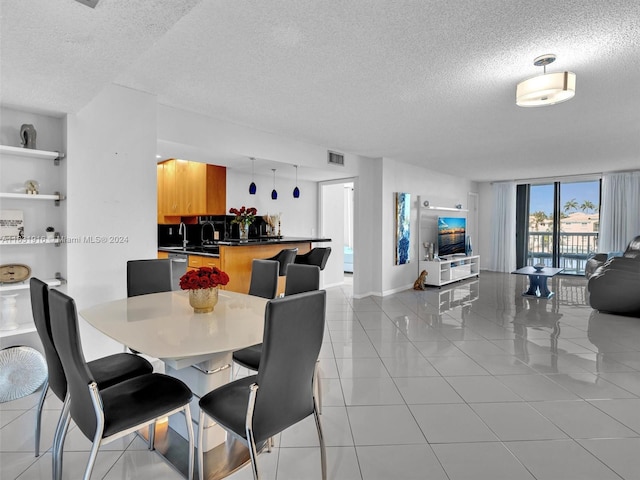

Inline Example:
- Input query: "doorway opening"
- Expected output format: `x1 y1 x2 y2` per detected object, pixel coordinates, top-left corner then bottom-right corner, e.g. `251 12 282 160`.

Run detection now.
320 179 356 287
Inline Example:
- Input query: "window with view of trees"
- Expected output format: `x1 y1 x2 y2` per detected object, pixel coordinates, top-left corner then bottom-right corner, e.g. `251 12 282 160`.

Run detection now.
519 180 600 275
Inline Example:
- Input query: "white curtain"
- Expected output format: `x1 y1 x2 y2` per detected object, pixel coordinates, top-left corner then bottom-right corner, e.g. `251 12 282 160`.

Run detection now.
599 171 640 252
489 181 517 272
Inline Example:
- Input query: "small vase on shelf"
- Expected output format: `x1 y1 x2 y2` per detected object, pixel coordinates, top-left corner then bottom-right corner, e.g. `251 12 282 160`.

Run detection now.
189 287 219 314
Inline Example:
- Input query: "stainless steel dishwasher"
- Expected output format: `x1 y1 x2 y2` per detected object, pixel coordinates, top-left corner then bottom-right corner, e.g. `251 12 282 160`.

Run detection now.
168 252 188 290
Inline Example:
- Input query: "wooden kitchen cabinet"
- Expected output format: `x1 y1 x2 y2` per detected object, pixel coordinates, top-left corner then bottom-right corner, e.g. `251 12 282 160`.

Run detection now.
157 159 226 223
188 254 215 269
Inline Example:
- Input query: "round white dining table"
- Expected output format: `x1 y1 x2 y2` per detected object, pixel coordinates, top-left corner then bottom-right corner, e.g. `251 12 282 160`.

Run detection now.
80 289 268 362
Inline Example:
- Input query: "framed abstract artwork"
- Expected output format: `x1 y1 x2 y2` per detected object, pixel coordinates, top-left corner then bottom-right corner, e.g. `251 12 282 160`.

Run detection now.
395 192 410 265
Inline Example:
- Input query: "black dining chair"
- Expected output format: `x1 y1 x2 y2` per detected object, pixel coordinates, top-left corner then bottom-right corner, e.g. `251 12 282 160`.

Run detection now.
198 290 327 480
234 263 320 373
248 259 279 299
284 264 321 296
294 247 332 270
48 288 195 480
265 248 298 277
126 259 174 354
127 258 173 297
30 278 154 468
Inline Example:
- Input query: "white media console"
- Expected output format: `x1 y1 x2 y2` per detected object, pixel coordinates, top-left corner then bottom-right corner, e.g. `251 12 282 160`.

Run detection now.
419 255 480 287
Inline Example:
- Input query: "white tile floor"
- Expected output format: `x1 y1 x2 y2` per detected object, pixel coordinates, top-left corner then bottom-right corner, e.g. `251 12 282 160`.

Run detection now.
2 271 640 479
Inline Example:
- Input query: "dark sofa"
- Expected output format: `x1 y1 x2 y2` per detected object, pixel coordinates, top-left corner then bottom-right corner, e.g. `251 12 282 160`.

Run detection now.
587 236 640 317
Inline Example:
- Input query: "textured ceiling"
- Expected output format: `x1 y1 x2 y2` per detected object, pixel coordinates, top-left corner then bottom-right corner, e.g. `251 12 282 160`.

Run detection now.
2 0 639 182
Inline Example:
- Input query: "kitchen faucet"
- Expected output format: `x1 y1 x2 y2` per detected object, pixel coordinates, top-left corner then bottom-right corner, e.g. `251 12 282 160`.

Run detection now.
201 222 215 245
179 222 188 249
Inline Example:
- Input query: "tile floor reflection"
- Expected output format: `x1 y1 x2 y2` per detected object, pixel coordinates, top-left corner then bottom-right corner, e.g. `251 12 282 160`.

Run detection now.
2 271 640 479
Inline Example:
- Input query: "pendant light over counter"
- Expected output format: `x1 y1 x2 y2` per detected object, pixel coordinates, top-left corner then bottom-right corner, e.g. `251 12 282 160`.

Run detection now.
293 165 300 198
249 157 257 195
271 169 278 200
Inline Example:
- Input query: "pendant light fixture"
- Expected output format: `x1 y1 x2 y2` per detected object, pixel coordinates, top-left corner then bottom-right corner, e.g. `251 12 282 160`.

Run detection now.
516 54 576 107
271 169 278 200
293 165 300 198
249 157 257 195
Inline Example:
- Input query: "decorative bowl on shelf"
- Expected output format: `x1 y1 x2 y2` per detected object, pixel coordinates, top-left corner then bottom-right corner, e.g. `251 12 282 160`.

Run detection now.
533 263 545 272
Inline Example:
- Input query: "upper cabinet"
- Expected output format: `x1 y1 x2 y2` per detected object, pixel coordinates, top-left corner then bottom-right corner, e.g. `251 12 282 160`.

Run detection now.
157 159 226 223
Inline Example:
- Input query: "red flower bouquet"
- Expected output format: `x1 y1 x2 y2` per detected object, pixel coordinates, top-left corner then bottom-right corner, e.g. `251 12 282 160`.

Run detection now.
229 206 257 227
179 266 229 290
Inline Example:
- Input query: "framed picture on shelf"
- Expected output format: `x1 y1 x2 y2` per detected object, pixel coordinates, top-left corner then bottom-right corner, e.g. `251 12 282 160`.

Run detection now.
0 210 24 240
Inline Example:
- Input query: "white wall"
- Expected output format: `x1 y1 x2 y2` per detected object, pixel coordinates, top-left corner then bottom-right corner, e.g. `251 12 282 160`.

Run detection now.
351 158 382 297
226 169 318 237
320 182 346 288
380 158 477 295
66 84 157 360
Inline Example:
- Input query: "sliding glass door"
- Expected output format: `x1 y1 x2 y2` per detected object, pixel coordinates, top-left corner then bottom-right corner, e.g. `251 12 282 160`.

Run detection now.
527 183 555 267
558 181 600 274
519 179 600 275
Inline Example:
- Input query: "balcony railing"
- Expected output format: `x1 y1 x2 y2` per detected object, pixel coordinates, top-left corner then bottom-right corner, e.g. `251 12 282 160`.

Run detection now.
527 232 599 276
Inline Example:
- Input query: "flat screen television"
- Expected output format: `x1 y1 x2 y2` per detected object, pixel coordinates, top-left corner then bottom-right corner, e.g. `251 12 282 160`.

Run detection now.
437 217 466 256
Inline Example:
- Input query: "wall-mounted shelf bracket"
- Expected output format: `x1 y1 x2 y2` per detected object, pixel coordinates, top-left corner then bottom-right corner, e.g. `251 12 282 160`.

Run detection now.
54 192 66 207
54 152 65 166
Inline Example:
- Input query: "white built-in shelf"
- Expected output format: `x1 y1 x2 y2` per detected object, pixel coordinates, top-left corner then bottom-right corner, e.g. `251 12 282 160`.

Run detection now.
0 238 61 246
422 205 469 212
0 324 37 338
0 144 64 163
0 278 63 293
0 192 63 201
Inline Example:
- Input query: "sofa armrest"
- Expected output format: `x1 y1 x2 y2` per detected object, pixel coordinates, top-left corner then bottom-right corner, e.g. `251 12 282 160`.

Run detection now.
588 267 640 316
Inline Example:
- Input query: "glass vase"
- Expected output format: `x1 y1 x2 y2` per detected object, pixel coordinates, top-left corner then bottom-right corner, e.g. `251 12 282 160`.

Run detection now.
239 223 249 241
189 287 219 314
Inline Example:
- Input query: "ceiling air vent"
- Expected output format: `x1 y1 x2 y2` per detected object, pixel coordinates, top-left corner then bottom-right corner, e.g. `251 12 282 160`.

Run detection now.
327 150 345 166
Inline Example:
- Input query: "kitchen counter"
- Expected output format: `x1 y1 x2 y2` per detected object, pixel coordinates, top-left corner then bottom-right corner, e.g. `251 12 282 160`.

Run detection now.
158 237 331 257
158 245 220 257
159 237 332 295
218 236 331 245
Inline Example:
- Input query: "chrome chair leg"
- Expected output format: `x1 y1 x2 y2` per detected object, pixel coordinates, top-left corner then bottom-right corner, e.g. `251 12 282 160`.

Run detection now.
52 394 71 480
148 422 155 450
246 426 260 480
314 361 323 415
84 439 102 480
313 399 327 480
83 383 105 480
245 383 260 480
34 379 49 457
197 410 205 480
184 404 195 480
